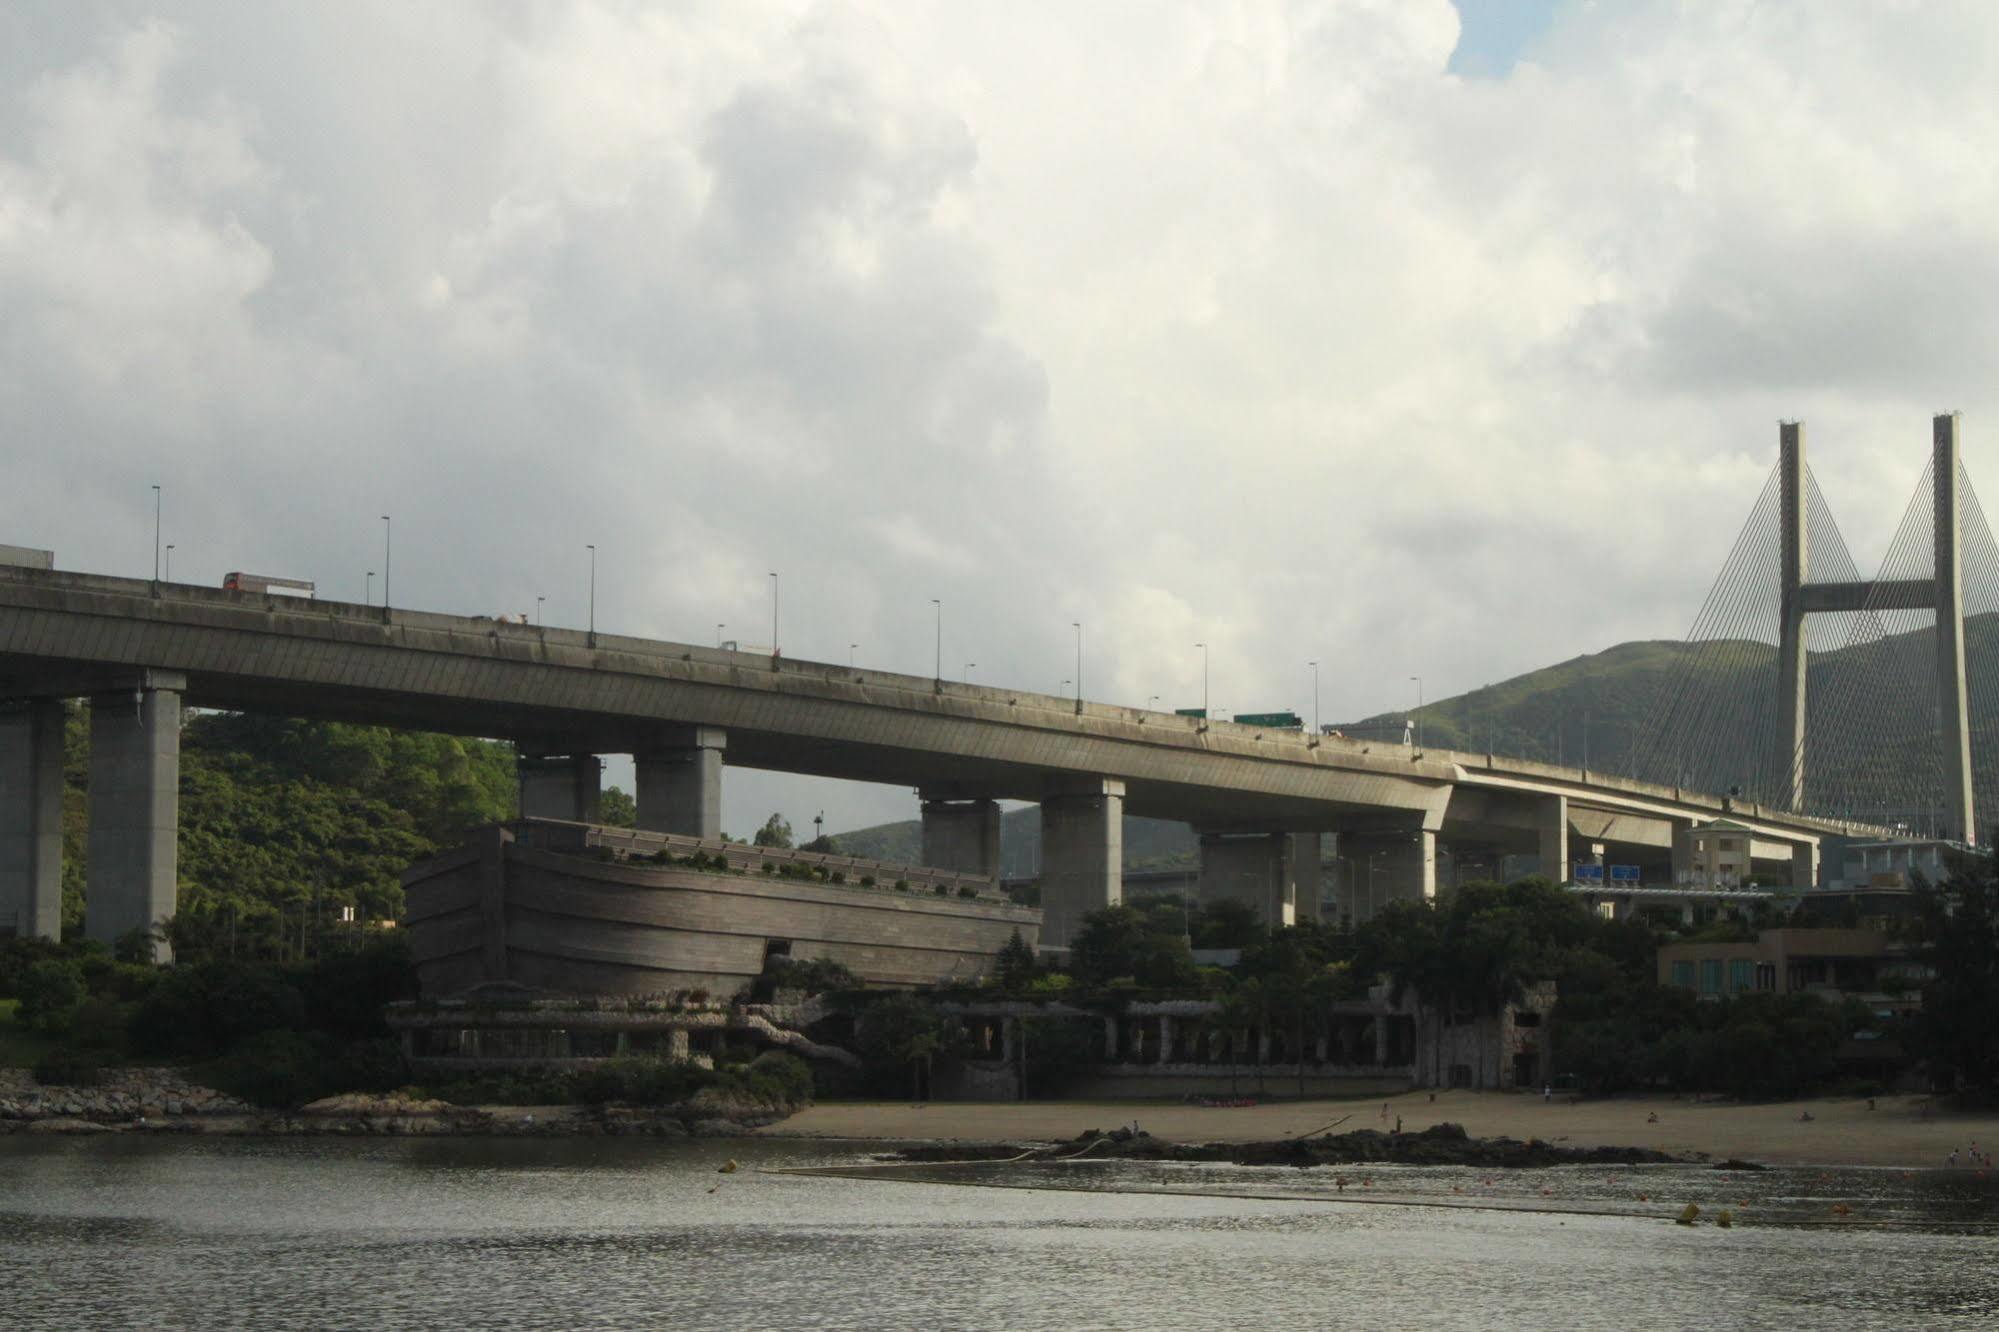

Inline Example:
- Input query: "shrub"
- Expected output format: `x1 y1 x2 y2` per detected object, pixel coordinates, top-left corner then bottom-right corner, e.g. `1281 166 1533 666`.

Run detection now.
66 996 130 1052
829 870 845 885
763 862 776 874
17 960 85 1035
127 960 307 1059
204 1030 327 1108
737 1050 813 1104
894 879 909 892
957 885 978 899
571 1057 711 1106
33 1048 102 1088
933 884 950 896
859 876 876 888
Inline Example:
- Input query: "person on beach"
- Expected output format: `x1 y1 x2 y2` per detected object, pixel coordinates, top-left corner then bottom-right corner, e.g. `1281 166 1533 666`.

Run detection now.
1543 1085 1552 1102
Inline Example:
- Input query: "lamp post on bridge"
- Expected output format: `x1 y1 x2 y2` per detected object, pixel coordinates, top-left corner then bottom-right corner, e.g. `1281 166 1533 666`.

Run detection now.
164 544 174 584
380 516 391 611
1072 621 1082 713
1409 676 1423 750
586 544 596 640
366 571 374 607
535 595 544 627
1309 660 1320 735
1194 642 1209 729
931 598 942 680
769 572 779 660
151 485 161 587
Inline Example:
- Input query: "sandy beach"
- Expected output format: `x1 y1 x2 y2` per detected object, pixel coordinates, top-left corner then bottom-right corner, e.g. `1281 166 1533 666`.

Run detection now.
760 1090 1999 1168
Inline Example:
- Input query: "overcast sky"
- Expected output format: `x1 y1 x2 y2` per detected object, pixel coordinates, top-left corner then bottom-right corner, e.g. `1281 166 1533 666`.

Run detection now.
6 1 1997 836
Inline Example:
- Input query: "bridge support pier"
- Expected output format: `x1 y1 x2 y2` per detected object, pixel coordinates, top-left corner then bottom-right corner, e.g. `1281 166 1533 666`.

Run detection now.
1196 832 1296 929
86 674 184 960
1538 795 1570 885
634 727 726 839
920 795 1002 879
0 698 66 941
1039 778 1123 950
518 753 602 824
1293 833 1322 922
1344 831 1437 920
1791 841 1819 890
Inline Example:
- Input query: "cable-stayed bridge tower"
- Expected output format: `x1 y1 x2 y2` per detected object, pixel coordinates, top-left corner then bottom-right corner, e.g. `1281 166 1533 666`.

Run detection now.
1637 414 1998 845
1777 416 1974 839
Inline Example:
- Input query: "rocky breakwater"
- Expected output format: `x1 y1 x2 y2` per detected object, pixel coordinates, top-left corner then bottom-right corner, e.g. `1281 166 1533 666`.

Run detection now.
894 1122 1690 1168
270 1086 805 1138
0 1067 254 1133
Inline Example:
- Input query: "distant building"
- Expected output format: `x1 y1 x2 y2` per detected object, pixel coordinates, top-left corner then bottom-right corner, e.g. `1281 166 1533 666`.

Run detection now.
1657 927 1922 1005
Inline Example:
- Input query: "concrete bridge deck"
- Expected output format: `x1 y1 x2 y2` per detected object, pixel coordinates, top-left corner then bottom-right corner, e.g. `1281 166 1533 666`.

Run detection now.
0 565 1889 953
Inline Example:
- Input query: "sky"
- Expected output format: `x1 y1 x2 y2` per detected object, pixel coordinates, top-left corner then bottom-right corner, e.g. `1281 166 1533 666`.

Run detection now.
5 1 1998 837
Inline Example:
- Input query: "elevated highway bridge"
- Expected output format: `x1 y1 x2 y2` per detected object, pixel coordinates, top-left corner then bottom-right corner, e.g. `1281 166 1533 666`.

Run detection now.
0 565 1885 955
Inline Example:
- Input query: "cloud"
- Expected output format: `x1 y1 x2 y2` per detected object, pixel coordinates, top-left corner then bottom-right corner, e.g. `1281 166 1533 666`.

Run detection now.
4 0 1996 833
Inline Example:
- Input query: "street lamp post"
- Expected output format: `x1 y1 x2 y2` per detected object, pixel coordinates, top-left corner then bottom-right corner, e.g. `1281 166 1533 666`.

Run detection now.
1410 675 1424 749
151 485 161 584
380 516 392 611
535 595 544 626
164 544 174 584
1194 643 1209 727
931 598 942 680
964 662 976 684
849 642 858 669
717 623 725 648
586 544 596 639
769 573 779 659
365 571 374 606
1072 621 1082 713
1309 660 1320 735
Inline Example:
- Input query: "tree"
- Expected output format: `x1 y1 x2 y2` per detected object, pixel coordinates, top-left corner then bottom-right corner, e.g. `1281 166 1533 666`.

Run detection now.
753 813 795 849
1069 905 1151 987
17 959 85 1034
598 787 637 828
1907 867 1999 1098
995 929 1038 992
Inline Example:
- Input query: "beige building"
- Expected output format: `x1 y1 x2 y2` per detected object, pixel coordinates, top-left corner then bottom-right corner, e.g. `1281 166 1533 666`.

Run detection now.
1656 928 1915 1001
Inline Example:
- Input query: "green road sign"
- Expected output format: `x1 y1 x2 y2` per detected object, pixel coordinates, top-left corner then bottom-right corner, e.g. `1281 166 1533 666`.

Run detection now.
1233 711 1303 729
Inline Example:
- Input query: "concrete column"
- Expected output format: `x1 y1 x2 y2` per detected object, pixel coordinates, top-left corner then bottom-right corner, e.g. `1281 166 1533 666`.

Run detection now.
1778 420 1809 811
1791 841 1820 890
667 1029 691 1061
1934 414 1976 844
1159 1014 1176 1063
1292 833 1322 922
518 753 602 824
0 699 65 941
86 676 184 960
1129 1019 1145 1063
919 796 1002 878
1538 795 1570 885
999 1016 1016 1063
1371 1015 1385 1064
1669 818 1695 889
1103 1015 1119 1060
1038 778 1123 949
1197 832 1293 928
633 726 725 839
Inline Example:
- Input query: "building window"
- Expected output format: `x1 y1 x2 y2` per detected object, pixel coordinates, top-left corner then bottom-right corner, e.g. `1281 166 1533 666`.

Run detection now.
1756 962 1777 992
1700 959 1724 995
1728 960 1755 994
1671 961 1696 989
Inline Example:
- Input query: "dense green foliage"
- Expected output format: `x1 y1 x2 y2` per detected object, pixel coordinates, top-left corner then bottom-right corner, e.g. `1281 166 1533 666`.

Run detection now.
54 708 517 952
0 931 419 1106
1905 866 1999 1099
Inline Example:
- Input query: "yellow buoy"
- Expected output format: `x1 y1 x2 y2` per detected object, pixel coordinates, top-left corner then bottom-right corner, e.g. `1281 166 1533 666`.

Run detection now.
718 1159 739 1174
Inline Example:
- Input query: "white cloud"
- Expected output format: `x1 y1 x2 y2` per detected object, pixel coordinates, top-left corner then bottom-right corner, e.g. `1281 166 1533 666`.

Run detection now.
4 0 1996 832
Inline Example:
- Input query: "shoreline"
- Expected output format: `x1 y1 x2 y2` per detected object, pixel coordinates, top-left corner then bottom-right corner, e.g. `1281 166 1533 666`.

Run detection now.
757 1090 1999 1170
8 1085 1996 1169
